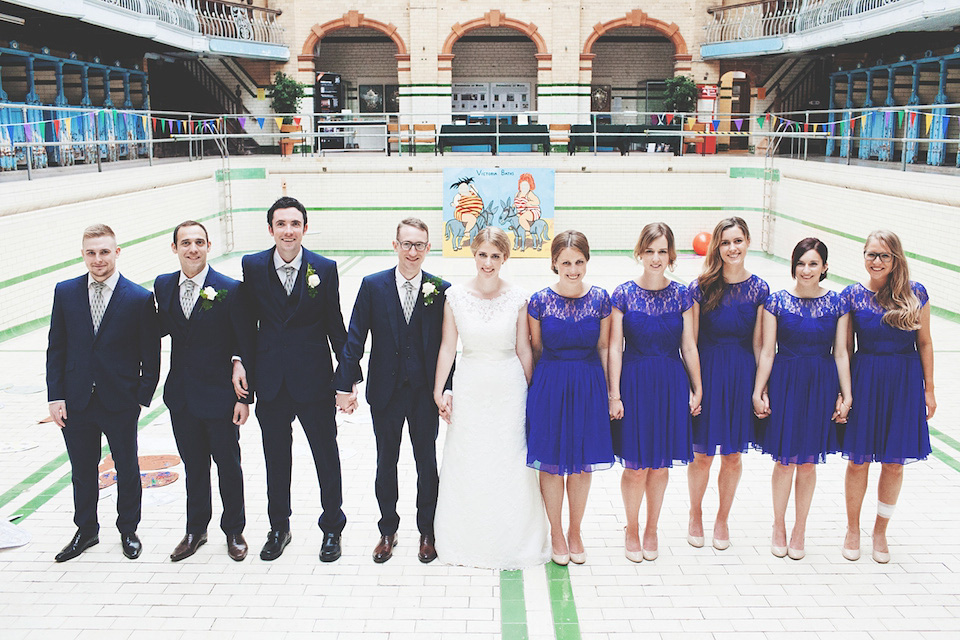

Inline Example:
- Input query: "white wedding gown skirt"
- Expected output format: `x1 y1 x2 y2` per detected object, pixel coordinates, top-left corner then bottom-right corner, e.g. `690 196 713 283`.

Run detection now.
434 286 550 570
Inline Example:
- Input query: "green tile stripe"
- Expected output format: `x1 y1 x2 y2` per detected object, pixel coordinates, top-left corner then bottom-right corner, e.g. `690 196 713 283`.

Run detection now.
930 427 960 456
215 167 265 181
1 386 165 515
932 448 960 473
0 212 221 291
500 570 529 640
729 167 780 181
545 562 581 640
769 210 960 274
556 206 766 212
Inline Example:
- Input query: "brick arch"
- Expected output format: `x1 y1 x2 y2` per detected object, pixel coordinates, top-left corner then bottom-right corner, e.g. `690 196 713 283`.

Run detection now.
582 10 689 68
441 10 548 57
299 10 408 69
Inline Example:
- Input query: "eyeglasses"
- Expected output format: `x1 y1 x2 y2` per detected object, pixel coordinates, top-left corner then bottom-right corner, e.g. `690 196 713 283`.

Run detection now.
398 240 428 252
863 251 893 264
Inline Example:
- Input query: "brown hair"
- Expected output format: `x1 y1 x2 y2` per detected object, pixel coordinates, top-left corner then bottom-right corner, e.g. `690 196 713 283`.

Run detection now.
397 217 429 239
865 230 922 331
698 217 751 312
173 220 209 244
633 222 677 270
82 224 116 241
550 230 590 274
471 227 510 260
791 237 828 281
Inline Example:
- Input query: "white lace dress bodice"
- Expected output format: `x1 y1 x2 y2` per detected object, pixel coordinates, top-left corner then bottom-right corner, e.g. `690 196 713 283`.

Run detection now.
433 285 550 570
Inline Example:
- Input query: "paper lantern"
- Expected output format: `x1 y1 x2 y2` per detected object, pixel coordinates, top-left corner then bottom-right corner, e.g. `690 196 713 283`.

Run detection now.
693 232 711 256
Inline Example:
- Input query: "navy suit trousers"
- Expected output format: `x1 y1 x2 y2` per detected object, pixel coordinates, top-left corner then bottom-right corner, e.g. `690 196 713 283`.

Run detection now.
61 391 141 535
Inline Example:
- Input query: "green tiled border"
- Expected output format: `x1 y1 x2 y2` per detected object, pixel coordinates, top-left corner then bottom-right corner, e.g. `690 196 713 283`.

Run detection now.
546 563 581 640
500 570 529 640
216 167 266 181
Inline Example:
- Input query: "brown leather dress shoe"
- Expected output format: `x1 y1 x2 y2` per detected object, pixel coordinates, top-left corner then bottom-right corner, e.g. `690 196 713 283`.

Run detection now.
170 532 207 562
418 534 437 563
227 533 248 561
373 533 398 563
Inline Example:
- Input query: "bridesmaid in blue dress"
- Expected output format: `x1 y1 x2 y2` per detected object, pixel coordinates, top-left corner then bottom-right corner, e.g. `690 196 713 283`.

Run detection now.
527 230 614 566
752 238 853 560
608 223 702 563
687 217 768 550
840 230 935 564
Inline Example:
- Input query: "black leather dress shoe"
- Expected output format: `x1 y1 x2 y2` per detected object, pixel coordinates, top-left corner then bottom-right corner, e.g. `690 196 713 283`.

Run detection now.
320 531 341 563
373 533 398 564
170 533 207 562
227 533 248 561
54 530 99 563
121 532 142 559
418 534 437 564
259 530 291 561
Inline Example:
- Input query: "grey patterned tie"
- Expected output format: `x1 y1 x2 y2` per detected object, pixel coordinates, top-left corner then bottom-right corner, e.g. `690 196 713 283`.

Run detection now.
181 279 196 319
91 281 106 334
283 265 296 296
402 280 416 324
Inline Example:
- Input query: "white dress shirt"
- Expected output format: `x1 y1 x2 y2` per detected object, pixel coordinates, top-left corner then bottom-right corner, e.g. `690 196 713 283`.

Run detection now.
88 269 121 313
178 264 209 315
274 248 303 286
395 267 422 302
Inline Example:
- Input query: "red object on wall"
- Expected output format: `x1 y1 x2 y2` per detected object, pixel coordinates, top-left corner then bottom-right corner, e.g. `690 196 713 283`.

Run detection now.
693 232 711 256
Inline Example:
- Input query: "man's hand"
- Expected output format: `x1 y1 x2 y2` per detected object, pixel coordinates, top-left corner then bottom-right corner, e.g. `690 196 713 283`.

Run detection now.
336 384 359 415
233 402 249 426
232 360 249 399
49 401 67 428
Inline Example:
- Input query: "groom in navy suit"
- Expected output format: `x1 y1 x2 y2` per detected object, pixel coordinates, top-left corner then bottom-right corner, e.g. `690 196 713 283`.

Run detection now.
242 196 349 562
333 218 451 564
155 220 255 562
46 223 160 562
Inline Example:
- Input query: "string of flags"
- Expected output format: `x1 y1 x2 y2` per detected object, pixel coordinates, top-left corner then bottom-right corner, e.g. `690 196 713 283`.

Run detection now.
651 109 958 136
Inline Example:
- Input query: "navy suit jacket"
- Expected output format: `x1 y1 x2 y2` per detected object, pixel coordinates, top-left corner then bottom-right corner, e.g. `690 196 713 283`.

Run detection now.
332 268 450 412
46 273 160 414
155 267 256 420
241 247 348 403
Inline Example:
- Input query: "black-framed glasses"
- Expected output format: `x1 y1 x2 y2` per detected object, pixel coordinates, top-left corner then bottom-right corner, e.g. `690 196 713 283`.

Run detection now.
398 240 428 252
863 251 893 264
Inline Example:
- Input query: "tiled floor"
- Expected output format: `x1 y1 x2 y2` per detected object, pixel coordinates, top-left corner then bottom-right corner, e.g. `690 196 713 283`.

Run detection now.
1 252 958 639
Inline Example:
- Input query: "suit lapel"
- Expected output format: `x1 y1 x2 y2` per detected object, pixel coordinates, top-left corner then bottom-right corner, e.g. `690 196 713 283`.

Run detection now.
95 275 127 341
383 271 402 348
78 277 96 340
165 276 189 337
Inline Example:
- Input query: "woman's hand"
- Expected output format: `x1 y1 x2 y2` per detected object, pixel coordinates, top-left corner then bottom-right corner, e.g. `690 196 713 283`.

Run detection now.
832 394 851 424
925 388 937 420
689 389 703 417
609 397 623 420
434 391 453 424
752 392 770 419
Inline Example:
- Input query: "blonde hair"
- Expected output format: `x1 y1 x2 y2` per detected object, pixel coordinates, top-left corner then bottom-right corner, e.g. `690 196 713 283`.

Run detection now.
82 224 116 241
633 222 677 270
550 230 590 274
866 230 922 331
397 217 429 239
698 217 750 312
471 227 511 260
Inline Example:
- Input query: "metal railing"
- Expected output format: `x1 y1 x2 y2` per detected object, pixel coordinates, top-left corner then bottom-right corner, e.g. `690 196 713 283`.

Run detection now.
90 0 283 44
704 0 906 44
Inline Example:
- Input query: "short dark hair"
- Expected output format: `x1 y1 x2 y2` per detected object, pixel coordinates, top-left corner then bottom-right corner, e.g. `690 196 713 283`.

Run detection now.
791 237 828 281
173 220 209 244
268 197 307 227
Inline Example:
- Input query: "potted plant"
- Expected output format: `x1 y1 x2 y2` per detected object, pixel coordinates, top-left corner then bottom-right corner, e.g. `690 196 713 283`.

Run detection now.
268 71 305 155
663 75 697 114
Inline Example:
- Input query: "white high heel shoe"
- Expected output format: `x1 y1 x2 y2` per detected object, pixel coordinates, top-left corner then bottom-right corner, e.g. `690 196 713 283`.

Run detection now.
686 534 705 548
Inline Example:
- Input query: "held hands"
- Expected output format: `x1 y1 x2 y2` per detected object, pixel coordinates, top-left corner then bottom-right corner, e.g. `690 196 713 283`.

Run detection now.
335 384 359 415
233 402 249 426
232 360 249 400
832 394 851 424
434 390 453 424
49 401 67 428
608 397 623 420
752 391 770 419
689 390 703 417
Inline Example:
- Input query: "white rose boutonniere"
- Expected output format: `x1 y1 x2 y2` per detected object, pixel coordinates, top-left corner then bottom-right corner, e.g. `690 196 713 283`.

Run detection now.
306 264 320 298
422 275 443 305
199 285 227 311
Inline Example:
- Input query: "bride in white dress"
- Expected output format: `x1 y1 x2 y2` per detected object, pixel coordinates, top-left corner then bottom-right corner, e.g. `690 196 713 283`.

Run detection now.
432 228 551 569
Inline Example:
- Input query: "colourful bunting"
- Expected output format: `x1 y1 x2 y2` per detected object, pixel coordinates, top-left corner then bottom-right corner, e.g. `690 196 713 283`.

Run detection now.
257 117 265 129
756 115 765 127
238 116 246 128
274 117 283 130
712 119 720 132
734 118 743 131
665 114 674 125
293 116 301 127
924 113 933 135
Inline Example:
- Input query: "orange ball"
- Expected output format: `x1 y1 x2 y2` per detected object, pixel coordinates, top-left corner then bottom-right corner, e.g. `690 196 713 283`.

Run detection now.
693 232 711 256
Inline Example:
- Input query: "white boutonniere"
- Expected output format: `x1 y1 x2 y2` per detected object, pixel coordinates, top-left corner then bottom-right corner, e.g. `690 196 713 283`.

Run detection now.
306 264 320 298
199 285 227 311
422 275 442 305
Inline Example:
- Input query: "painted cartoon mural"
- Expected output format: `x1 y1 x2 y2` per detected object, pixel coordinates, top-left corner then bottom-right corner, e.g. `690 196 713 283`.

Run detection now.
442 168 555 257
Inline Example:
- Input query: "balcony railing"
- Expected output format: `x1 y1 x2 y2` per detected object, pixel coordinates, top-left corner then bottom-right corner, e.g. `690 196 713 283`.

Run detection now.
704 0 906 44
91 0 284 44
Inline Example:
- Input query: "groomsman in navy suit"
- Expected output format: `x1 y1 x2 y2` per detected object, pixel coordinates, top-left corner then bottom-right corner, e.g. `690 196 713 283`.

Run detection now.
242 196 349 562
333 218 451 564
154 220 255 562
46 224 160 562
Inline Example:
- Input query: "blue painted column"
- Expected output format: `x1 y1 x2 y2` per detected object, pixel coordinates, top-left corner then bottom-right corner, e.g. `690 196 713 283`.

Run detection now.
839 73 853 158
926 59 948 166
905 63 920 164
858 69 874 160
826 74 837 156
878 66 896 161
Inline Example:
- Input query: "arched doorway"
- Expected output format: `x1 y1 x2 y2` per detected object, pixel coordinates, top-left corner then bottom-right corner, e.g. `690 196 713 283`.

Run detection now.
450 26 538 119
